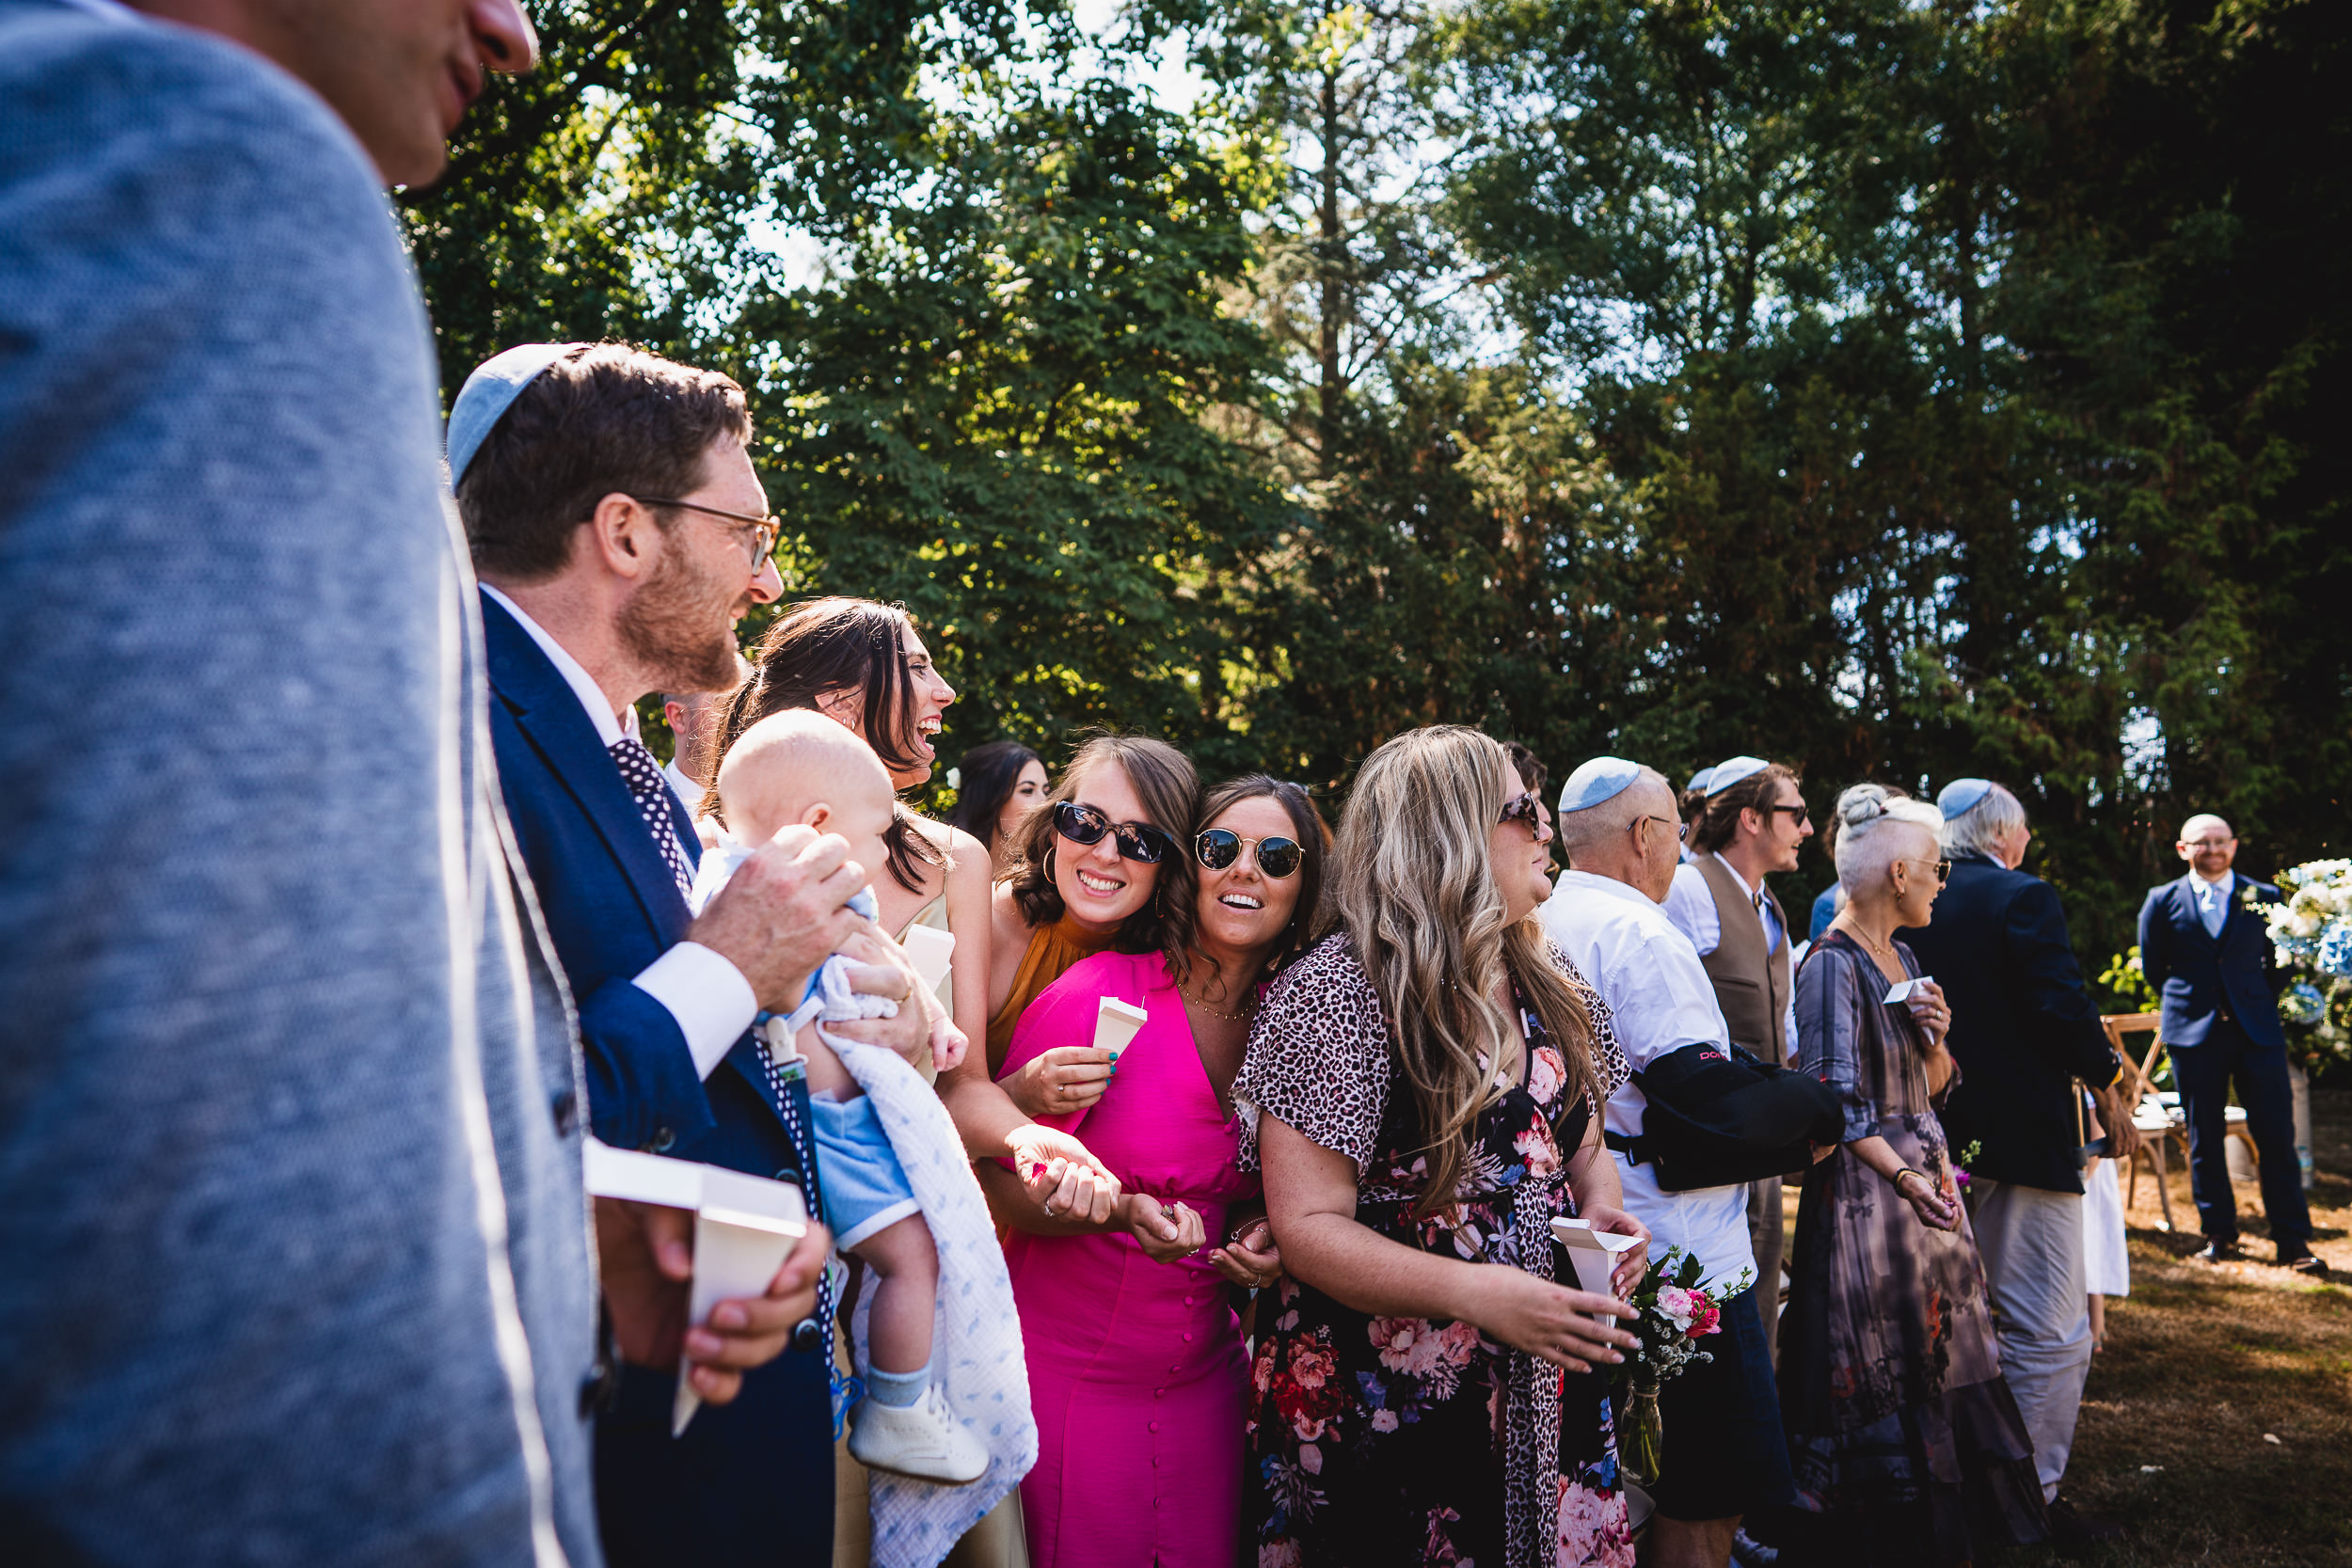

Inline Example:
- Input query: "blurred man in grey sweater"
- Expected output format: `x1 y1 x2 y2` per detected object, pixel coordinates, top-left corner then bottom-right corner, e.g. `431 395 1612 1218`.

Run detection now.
0 3 823 1561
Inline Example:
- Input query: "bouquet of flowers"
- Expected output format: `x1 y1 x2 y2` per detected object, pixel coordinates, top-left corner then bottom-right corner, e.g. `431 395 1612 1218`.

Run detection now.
1613 1247 1750 1488
2257 860 2352 1077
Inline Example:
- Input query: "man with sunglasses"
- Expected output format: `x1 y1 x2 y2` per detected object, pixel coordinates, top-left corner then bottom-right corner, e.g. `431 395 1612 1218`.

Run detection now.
1661 756 1811 1377
452 341 951 1566
1896 778 2139 1550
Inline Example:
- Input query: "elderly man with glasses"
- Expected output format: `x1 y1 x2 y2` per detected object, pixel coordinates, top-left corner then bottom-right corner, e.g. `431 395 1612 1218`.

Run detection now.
1541 758 1842 1568
1895 779 2139 1550
2138 815 2321 1275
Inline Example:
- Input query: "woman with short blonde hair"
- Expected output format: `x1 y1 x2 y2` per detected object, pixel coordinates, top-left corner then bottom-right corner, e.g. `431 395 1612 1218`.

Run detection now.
1781 784 2047 1560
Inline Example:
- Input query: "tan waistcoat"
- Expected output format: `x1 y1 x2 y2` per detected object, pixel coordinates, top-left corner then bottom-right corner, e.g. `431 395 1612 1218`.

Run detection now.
1694 853 1792 1066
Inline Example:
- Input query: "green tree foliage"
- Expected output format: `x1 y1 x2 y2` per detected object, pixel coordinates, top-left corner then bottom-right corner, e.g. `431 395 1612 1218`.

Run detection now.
404 0 2347 975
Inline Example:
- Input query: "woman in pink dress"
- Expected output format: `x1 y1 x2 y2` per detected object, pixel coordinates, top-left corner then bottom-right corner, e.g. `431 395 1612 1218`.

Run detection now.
987 775 1329 1568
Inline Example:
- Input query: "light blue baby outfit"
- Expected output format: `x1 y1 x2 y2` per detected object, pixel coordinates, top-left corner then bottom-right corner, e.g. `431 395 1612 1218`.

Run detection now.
689 852 919 1249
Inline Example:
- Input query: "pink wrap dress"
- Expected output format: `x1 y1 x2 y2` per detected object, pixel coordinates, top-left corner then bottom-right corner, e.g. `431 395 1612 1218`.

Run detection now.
996 949 1260 1568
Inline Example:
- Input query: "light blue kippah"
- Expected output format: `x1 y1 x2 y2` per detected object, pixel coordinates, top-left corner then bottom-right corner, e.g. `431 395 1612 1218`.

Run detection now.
1938 778 1994 819
445 341 586 484
1706 755 1768 796
1686 766 1715 795
1559 755 1642 815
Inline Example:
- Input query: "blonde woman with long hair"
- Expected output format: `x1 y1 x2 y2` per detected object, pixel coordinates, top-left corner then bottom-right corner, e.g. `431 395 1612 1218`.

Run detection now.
1233 727 1648 1568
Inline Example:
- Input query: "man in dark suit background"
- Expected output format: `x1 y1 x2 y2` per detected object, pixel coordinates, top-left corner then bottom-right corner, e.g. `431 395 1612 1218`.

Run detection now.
1898 778 2137 1547
452 341 946 1565
2138 814 2322 1274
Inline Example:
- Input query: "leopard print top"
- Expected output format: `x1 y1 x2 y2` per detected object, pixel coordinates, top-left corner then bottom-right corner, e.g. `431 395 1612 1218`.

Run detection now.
1233 931 1630 1175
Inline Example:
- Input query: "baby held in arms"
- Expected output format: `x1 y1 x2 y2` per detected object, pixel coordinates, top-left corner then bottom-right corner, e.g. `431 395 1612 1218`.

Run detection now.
692 710 985 1485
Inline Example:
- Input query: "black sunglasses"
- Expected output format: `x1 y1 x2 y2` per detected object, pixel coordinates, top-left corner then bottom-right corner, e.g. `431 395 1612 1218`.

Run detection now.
1499 791 1549 832
1766 803 1811 828
1196 829 1303 879
1053 800 1176 864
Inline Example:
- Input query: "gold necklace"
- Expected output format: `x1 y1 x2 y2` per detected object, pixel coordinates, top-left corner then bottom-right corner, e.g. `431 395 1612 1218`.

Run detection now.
1183 981 1257 1022
1841 919 1899 959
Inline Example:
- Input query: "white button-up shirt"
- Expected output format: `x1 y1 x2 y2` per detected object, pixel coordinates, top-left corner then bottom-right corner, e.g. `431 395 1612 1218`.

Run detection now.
2194 869 2235 938
1539 869 1757 1291
1661 853 1799 1062
482 585 755 1079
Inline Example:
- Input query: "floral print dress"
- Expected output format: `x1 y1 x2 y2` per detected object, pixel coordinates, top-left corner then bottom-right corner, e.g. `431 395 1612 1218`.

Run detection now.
1232 935 1636 1568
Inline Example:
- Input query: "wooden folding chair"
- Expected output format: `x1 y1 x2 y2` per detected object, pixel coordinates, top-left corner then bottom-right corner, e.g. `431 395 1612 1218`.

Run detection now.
2102 1012 2181 1231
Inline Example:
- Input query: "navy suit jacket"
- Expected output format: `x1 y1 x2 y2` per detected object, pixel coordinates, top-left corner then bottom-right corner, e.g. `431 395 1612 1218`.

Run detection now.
2137 871 2283 1050
483 592 834 1566
1898 851 2122 1193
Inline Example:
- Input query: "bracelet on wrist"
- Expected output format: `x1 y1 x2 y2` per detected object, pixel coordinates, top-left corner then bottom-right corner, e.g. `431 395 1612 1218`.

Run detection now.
1890 1166 1923 1192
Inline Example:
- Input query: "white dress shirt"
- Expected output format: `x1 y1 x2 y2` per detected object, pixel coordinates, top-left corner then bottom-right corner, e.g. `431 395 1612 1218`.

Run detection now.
2194 869 2235 939
1538 869 1757 1291
1661 853 1799 1062
482 584 755 1079
661 756 705 819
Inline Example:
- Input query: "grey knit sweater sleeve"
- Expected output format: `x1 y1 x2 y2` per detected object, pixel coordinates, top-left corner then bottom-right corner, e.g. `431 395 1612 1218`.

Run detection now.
0 6 599 1563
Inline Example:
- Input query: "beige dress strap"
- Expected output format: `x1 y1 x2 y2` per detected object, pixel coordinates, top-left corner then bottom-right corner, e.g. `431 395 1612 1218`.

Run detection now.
897 895 951 1087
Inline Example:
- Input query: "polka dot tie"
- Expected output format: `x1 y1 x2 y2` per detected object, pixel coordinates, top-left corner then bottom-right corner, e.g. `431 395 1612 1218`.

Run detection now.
610 736 694 900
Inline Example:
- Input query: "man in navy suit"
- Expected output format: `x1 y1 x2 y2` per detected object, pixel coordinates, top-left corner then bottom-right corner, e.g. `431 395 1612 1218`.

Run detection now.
2138 815 2323 1274
450 341 955 1565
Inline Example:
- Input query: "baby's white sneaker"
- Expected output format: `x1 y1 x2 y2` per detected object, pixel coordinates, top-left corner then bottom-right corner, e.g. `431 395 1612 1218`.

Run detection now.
849 1384 988 1485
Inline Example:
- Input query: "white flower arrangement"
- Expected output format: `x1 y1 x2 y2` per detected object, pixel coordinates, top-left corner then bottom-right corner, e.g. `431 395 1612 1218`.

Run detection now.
2262 860 2352 1075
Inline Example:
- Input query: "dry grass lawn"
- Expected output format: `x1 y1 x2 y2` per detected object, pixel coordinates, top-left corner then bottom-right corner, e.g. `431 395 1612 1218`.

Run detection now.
1975 1085 2352 1566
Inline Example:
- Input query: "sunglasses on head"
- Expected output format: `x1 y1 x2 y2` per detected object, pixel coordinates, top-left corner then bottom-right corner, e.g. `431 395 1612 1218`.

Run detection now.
1053 800 1176 864
1196 829 1304 879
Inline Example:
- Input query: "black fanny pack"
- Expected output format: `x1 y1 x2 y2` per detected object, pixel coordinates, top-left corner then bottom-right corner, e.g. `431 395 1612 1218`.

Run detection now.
1606 1041 1843 1192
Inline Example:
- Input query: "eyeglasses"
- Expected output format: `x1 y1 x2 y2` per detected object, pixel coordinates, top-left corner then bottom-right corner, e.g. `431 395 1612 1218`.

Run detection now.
1498 791 1549 836
1766 803 1811 828
630 496 779 570
1196 829 1303 879
1899 856 1952 883
1053 800 1176 864
1634 815 1690 843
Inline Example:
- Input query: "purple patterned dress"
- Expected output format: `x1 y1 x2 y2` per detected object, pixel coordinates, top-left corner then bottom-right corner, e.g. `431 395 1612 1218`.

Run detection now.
1781 932 2047 1561
1233 935 1636 1568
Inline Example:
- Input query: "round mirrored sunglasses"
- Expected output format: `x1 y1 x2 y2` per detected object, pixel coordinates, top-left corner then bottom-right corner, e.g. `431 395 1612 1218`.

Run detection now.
1195 829 1302 879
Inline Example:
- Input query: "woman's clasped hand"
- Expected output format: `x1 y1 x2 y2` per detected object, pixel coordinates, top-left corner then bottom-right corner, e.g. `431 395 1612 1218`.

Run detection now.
1892 1164 1963 1231
1205 1214 1282 1291
1119 1192 1209 1263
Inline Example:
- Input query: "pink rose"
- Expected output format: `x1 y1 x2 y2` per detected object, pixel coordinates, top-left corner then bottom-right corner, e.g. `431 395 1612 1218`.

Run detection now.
1372 1408 1400 1433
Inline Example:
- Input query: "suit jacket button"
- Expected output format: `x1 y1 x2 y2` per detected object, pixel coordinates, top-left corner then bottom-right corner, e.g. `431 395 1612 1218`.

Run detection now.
651 1127 675 1152
580 1360 618 1418
550 1090 579 1137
